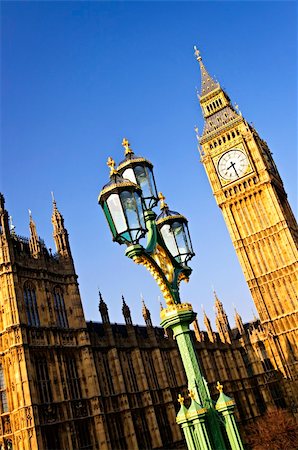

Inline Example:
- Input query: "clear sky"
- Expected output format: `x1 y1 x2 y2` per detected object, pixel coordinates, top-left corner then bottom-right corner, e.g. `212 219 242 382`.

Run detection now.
1 1 297 330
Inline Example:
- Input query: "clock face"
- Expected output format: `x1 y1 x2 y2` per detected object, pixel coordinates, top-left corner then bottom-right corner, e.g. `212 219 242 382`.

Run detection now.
217 149 249 181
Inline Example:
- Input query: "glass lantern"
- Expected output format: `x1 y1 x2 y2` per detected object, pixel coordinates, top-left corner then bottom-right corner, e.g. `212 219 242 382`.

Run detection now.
98 157 146 245
156 193 194 264
117 138 158 210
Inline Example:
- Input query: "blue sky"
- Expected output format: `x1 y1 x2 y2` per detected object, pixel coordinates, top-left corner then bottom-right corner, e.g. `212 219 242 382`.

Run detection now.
1 2 297 329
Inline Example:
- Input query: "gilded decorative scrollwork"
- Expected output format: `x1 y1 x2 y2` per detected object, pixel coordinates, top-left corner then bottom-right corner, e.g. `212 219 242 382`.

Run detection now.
151 244 174 283
133 254 174 306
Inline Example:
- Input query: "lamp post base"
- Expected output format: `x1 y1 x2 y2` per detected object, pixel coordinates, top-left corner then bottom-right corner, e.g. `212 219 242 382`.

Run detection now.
161 303 230 450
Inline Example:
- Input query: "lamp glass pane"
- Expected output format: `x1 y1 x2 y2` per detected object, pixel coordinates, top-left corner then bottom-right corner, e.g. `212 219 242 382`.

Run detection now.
135 193 145 229
107 193 127 234
185 226 193 254
122 168 137 184
173 221 189 262
120 190 140 231
160 224 178 257
135 165 151 198
147 167 157 197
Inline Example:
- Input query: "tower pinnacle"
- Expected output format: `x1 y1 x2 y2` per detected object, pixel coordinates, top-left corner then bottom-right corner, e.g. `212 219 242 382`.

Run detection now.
194 45 219 97
29 210 41 257
51 196 71 257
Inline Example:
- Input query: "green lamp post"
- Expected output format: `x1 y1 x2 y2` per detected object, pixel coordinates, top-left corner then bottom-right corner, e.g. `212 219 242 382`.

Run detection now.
98 139 244 450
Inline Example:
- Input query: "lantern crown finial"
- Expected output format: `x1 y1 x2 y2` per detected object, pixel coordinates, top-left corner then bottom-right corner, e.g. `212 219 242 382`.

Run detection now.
158 192 168 210
177 394 184 405
122 138 134 156
107 157 118 177
216 381 224 393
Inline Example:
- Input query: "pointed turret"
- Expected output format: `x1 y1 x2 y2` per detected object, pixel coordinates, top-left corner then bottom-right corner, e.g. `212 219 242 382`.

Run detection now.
234 307 245 336
142 297 152 328
214 291 231 343
194 46 241 142
194 46 219 97
203 309 215 343
0 194 10 239
0 194 14 264
51 194 71 257
122 295 132 326
98 291 110 324
29 210 41 257
192 318 202 342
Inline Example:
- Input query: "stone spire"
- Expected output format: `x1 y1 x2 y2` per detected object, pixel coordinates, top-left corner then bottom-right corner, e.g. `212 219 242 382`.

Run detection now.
0 194 10 239
194 46 240 141
29 210 41 257
214 291 231 343
192 318 202 342
0 194 14 264
203 309 215 343
51 194 71 257
194 46 219 97
142 296 152 328
122 295 132 325
234 307 245 335
98 291 110 324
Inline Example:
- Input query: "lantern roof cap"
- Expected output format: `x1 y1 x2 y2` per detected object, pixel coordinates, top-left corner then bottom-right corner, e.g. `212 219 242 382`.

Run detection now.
98 156 141 203
215 381 235 410
156 193 187 226
117 139 153 172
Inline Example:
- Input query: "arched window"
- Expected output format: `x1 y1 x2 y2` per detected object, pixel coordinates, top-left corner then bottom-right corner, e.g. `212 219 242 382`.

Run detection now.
0 364 8 413
35 357 52 403
53 287 68 328
24 283 40 327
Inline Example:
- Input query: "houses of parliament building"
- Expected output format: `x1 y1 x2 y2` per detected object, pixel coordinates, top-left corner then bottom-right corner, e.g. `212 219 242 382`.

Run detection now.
0 51 297 450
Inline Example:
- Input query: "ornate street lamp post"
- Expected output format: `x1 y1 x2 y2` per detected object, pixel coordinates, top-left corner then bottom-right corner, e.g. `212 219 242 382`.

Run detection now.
98 139 244 450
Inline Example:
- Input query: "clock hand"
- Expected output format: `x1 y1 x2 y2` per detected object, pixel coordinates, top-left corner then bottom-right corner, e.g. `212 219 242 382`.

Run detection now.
227 161 239 177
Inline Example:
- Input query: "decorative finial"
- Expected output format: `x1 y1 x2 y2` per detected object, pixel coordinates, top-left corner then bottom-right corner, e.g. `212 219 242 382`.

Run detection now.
9 216 16 234
51 191 55 203
122 138 133 156
122 294 126 305
98 290 103 302
194 125 200 142
28 209 32 219
177 394 184 405
158 192 168 210
234 103 242 116
194 45 202 62
216 381 223 393
189 389 195 400
107 157 118 176
141 293 146 308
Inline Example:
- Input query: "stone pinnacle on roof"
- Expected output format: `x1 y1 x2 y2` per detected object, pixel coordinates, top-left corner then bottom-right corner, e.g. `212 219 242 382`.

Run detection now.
194 45 219 96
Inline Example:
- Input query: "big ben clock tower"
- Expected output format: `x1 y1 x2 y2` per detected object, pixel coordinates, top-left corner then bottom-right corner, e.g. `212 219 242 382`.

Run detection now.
194 47 298 386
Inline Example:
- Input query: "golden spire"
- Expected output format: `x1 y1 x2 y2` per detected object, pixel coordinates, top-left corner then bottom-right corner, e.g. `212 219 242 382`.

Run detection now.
177 394 184 405
158 192 168 210
122 138 133 155
107 157 118 176
216 381 223 393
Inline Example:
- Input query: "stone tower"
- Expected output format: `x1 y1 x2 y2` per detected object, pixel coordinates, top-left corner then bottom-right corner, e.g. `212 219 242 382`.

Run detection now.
195 47 298 398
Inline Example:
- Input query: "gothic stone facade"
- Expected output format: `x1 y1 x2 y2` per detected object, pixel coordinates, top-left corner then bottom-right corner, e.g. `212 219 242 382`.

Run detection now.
0 194 294 450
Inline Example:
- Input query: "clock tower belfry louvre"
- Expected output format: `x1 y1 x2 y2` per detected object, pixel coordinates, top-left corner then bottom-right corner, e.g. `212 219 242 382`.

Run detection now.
195 47 298 387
